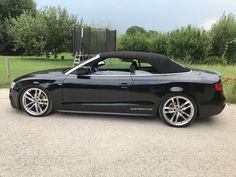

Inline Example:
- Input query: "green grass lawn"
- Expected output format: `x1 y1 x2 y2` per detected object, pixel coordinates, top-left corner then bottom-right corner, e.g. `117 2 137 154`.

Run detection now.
186 64 236 103
0 55 235 103
0 53 74 87
186 64 236 77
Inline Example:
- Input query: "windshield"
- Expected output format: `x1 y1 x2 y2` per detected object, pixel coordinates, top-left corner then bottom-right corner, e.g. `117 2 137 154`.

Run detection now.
63 68 72 73
65 55 100 75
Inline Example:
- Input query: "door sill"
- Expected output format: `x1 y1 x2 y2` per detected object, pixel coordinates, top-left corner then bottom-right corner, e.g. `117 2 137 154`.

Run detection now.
57 110 153 117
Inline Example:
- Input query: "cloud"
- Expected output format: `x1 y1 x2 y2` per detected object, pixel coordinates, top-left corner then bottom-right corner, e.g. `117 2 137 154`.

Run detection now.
36 0 236 32
199 19 218 30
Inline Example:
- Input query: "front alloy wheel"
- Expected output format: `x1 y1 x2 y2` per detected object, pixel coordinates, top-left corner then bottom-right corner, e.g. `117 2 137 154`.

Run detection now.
159 95 197 127
21 87 52 117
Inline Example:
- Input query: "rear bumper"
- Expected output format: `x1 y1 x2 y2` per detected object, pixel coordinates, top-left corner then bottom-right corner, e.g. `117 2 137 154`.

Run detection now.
198 92 226 118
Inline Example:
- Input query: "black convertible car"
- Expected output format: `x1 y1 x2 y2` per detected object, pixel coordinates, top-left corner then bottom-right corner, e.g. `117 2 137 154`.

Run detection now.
9 52 225 127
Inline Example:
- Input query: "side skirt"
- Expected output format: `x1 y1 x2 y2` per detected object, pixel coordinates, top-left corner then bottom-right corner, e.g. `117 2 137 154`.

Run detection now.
57 110 154 117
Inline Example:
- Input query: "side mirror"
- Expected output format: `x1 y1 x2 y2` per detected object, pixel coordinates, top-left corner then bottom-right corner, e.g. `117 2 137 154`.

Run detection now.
98 61 106 67
76 66 90 75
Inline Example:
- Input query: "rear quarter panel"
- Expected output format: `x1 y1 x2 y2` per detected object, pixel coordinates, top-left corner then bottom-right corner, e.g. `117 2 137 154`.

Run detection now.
131 71 222 116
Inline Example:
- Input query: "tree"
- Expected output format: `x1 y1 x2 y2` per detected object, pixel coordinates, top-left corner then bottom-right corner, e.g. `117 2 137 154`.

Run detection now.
0 0 36 20
211 13 236 63
42 6 80 57
0 0 36 54
148 32 168 54
126 26 146 35
167 25 212 63
10 7 81 57
0 19 11 52
118 32 149 52
10 11 47 55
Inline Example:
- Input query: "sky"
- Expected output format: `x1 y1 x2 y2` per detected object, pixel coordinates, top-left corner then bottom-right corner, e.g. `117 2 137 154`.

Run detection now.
36 0 236 34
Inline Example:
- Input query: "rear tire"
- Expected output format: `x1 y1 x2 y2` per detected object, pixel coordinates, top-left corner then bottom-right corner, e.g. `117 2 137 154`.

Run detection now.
20 86 52 117
159 94 197 127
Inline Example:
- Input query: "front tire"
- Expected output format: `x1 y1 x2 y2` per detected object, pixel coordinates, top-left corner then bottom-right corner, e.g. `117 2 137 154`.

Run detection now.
20 87 52 117
159 94 197 127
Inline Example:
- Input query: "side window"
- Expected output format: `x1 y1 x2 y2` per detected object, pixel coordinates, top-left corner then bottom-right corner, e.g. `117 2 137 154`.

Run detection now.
133 59 159 75
140 61 153 68
100 58 131 69
91 57 159 76
92 58 133 76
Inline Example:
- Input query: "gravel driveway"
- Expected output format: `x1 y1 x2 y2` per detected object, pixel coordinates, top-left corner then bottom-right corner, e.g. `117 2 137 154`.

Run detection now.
0 89 236 177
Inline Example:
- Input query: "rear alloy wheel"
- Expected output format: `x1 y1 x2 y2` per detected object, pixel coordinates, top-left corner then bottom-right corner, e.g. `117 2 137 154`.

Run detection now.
21 87 52 117
159 95 197 127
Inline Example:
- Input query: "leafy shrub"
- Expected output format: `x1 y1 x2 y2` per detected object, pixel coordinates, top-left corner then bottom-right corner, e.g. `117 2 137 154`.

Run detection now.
118 32 149 52
211 13 236 62
126 26 146 35
233 79 236 101
202 56 226 65
147 32 168 54
167 25 212 63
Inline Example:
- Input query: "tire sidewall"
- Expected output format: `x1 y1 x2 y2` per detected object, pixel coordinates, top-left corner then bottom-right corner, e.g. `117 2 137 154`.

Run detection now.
20 86 52 117
159 93 198 127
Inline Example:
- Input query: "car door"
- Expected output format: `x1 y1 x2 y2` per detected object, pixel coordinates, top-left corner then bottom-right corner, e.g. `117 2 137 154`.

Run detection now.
62 58 133 114
129 60 163 116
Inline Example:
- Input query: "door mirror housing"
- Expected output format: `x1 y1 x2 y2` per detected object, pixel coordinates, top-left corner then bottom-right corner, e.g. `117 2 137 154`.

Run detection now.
98 61 106 68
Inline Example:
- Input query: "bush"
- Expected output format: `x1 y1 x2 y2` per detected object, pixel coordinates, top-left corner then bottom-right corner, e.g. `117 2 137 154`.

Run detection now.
126 26 146 35
118 32 149 52
148 32 168 54
233 80 236 101
202 56 226 65
211 13 236 61
167 25 212 63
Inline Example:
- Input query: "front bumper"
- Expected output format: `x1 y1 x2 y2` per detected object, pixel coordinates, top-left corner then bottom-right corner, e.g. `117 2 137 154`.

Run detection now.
9 89 20 109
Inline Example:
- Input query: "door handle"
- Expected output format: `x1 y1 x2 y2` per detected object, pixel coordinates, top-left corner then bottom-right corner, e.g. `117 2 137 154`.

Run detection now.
120 83 129 89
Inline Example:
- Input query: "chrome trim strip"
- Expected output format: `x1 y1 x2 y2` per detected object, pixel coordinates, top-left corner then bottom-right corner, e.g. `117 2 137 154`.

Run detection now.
130 108 153 111
57 110 153 117
65 54 100 75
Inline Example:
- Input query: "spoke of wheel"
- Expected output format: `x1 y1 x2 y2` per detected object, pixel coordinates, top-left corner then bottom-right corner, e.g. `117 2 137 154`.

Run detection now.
180 110 190 119
38 104 43 112
35 103 39 113
38 102 48 105
170 112 177 121
171 98 176 108
26 92 34 99
34 90 37 99
164 107 175 113
28 103 35 111
180 101 190 108
38 98 48 105
182 105 192 111
25 95 34 102
40 98 48 102
178 112 187 120
37 90 42 98
164 110 175 114
175 113 180 123
25 101 35 107
176 98 180 107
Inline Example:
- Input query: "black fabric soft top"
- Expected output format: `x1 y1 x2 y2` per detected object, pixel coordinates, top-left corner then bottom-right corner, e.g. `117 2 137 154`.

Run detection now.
99 51 190 74
97 51 190 74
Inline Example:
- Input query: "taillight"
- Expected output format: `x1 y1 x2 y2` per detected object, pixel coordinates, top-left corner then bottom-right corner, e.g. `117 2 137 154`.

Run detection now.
214 82 223 92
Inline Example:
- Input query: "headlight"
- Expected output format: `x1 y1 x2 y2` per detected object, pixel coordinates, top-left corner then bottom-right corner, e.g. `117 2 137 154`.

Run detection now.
10 82 16 89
